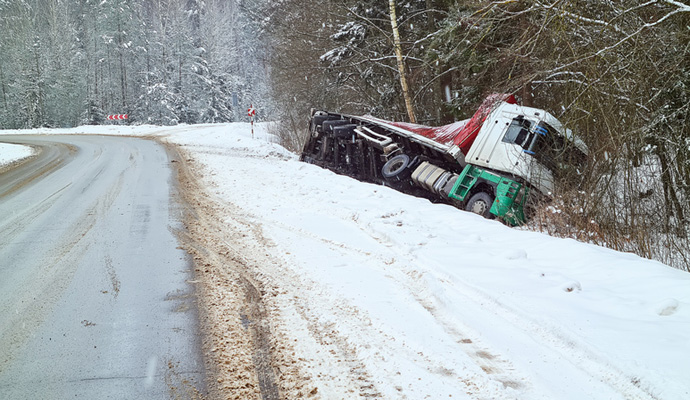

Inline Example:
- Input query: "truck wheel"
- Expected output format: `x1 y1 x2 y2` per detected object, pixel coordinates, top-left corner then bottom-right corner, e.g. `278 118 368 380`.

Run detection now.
311 112 329 138
332 124 358 139
465 191 495 219
382 154 411 182
322 120 350 136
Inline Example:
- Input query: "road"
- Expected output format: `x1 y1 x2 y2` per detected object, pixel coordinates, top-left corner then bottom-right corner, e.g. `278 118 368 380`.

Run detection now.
0 135 205 398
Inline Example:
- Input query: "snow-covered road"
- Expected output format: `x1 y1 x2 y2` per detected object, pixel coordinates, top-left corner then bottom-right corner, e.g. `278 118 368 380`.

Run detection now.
2 123 689 399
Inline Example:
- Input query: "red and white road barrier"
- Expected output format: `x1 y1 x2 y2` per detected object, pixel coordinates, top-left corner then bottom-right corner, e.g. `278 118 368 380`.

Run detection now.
107 114 129 120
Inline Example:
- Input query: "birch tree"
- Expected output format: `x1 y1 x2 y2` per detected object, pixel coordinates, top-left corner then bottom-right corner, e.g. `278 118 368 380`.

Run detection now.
389 0 416 123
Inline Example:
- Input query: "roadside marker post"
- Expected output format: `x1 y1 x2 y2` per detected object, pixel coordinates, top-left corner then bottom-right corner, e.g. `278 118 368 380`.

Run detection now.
247 105 256 138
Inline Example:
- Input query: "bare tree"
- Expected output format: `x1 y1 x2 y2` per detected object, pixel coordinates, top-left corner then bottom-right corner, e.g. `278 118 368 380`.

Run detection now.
388 0 417 123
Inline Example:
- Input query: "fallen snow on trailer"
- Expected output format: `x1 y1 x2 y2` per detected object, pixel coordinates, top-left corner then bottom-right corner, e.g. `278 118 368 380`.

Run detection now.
365 117 470 147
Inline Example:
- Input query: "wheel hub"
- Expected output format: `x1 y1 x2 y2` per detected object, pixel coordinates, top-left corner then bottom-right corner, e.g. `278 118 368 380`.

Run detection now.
471 200 488 215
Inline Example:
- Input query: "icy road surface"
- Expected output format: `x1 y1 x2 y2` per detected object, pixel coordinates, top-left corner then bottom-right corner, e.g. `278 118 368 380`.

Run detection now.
0 136 204 398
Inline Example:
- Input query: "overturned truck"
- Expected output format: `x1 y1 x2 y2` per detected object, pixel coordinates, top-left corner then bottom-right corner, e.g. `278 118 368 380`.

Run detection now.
300 94 588 225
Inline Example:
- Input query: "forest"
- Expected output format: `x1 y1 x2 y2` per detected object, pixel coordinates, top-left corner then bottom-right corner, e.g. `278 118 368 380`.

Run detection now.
0 0 269 127
1 0 689 270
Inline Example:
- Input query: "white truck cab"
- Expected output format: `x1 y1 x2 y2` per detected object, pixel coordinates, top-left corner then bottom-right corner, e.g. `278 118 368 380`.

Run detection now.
462 102 588 195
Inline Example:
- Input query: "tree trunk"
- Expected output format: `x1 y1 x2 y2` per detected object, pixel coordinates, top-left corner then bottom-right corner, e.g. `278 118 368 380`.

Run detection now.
388 0 416 123
32 44 45 128
654 140 685 232
426 0 453 124
439 66 453 124
117 19 128 108
0 61 8 111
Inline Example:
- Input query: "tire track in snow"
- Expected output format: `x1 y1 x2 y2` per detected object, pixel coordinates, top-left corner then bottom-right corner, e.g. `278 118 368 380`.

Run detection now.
356 215 662 400
261 215 530 399
246 194 660 399
200 199 381 399
170 144 283 400
173 144 387 399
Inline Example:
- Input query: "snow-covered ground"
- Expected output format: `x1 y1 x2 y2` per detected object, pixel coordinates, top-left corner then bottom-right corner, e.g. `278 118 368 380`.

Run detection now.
0 142 35 169
2 123 689 399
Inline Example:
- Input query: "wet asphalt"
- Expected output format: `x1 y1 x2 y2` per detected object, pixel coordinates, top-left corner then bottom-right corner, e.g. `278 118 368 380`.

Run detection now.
0 135 205 398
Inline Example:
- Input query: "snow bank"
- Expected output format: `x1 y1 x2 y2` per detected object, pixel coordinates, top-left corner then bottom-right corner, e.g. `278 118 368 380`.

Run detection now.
0 143 35 168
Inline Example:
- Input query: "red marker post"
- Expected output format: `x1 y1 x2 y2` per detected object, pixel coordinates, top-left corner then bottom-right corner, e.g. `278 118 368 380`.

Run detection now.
247 104 256 138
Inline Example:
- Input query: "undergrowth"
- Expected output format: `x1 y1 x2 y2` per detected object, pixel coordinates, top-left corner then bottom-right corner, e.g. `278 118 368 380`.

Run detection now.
525 193 690 272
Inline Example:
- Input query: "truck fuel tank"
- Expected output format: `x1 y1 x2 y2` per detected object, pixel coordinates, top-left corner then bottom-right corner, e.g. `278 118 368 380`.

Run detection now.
410 161 458 197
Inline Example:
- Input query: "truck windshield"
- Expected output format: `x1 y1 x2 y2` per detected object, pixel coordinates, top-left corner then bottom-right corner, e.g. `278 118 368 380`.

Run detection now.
503 117 586 176
529 122 587 175
502 116 534 150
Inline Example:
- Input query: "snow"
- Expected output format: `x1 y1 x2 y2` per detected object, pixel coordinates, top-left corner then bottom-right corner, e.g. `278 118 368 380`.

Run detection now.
0 143 35 168
2 123 689 399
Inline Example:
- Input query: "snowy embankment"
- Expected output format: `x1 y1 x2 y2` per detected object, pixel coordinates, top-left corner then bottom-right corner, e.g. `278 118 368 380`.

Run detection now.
2 123 689 399
0 143 35 169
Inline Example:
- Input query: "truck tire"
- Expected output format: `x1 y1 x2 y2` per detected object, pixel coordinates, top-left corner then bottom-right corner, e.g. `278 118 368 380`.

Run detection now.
322 120 350 135
382 154 411 182
465 191 495 219
311 112 330 138
332 124 358 139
